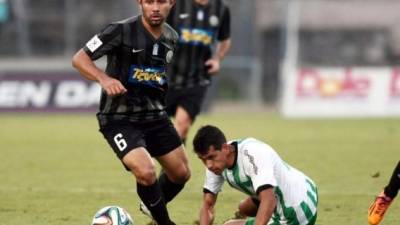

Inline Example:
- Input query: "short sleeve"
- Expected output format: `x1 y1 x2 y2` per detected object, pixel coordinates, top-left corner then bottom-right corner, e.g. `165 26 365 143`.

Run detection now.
217 7 230 41
203 169 224 194
83 23 122 60
242 142 278 193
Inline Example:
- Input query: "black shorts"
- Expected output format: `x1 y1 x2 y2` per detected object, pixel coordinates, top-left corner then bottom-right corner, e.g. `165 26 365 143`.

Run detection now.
166 86 207 121
99 118 182 161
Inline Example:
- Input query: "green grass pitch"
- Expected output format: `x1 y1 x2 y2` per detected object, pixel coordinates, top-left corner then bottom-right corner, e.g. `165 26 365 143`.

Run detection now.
0 113 399 225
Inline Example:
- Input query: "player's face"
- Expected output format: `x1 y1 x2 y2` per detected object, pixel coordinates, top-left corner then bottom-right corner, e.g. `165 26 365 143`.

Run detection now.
139 0 174 27
197 146 228 175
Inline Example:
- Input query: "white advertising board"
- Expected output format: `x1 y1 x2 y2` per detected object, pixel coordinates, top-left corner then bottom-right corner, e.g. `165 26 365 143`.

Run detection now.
281 67 400 117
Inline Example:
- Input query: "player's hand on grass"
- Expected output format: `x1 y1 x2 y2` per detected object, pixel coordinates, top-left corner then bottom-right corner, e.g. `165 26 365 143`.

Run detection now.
99 75 127 96
205 58 220 75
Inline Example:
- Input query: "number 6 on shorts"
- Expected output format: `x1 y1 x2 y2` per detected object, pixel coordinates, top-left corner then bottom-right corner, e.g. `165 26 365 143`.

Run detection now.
114 133 128 151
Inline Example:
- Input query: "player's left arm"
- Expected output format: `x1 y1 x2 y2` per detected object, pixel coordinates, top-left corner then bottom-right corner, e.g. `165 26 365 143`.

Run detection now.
199 191 218 225
206 6 231 75
243 141 279 225
254 186 276 225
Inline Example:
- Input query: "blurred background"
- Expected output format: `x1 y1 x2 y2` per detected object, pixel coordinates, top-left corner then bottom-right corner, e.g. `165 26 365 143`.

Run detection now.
0 0 400 117
1 1 400 225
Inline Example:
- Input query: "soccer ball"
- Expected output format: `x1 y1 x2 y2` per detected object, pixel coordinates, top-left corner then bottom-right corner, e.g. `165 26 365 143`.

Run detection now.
92 206 134 225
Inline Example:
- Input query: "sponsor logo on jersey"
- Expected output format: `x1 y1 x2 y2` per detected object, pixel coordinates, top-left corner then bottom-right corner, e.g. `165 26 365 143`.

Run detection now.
180 28 213 46
128 65 167 91
244 150 258 175
86 35 103 52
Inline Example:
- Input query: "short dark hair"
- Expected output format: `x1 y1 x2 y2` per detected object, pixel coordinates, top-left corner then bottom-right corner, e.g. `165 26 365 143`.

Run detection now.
193 125 227 155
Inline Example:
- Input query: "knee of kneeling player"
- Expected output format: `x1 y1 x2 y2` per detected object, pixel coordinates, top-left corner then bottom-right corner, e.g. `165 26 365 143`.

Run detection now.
223 219 244 225
238 199 257 217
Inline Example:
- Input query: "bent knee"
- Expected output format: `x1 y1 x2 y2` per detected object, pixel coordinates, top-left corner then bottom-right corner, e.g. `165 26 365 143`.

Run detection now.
223 220 246 225
182 166 191 182
170 165 191 184
238 201 248 216
238 198 258 217
177 165 191 183
134 167 157 186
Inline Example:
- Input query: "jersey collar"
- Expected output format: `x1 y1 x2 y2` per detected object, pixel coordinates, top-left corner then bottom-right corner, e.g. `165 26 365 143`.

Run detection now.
227 141 238 170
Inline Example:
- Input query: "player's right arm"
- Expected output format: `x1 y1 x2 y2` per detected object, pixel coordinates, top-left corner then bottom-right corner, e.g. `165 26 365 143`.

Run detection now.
72 49 126 96
72 23 127 96
201 169 224 225
199 191 217 225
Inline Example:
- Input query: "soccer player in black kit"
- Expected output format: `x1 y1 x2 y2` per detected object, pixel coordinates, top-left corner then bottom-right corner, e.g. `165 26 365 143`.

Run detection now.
165 0 231 143
72 1 189 225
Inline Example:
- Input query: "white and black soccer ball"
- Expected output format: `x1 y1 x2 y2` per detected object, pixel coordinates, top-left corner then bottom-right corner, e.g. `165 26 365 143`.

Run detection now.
92 206 134 225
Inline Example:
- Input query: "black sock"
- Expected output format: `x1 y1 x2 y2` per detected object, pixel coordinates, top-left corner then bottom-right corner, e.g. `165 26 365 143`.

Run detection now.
137 181 173 225
384 161 400 199
159 172 185 203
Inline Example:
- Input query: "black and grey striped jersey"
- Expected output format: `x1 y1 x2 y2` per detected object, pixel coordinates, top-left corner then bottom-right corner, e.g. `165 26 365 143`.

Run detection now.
83 16 178 125
166 0 230 89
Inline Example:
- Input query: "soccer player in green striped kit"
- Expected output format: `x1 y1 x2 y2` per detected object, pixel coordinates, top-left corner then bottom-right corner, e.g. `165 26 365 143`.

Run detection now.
193 125 318 225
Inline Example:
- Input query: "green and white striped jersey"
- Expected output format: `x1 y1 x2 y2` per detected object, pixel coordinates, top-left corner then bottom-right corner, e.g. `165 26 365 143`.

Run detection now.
203 138 318 225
